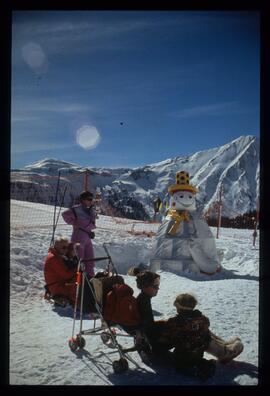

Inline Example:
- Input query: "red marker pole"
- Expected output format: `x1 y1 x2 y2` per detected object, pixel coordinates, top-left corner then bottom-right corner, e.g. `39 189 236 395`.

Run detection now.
216 185 223 239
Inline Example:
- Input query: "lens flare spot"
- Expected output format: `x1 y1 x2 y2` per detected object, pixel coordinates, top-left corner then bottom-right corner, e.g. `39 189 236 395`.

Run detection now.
76 125 101 149
21 42 48 74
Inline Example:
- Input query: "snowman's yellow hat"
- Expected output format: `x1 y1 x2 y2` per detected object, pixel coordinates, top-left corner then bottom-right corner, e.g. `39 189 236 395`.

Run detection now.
168 171 198 195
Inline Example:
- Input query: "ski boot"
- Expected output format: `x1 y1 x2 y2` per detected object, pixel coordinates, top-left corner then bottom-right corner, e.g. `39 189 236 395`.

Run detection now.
207 335 244 364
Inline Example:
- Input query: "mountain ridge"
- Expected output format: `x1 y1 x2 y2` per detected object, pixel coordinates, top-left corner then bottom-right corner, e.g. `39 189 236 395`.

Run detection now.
11 135 259 220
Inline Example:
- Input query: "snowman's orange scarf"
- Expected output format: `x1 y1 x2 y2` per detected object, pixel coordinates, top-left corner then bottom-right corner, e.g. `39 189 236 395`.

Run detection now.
167 209 190 235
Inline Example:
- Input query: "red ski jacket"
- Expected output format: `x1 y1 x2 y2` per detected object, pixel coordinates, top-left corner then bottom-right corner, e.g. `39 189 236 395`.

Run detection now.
44 248 77 305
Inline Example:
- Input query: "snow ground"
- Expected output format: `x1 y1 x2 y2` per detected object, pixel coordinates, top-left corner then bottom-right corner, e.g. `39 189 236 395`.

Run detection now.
9 202 259 386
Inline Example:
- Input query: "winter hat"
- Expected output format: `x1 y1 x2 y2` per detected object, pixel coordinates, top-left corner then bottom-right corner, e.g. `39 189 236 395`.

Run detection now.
79 191 94 201
168 171 197 195
136 271 160 290
174 293 197 311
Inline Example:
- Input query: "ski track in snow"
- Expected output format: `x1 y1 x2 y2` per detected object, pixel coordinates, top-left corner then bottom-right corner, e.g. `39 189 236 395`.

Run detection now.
10 207 259 386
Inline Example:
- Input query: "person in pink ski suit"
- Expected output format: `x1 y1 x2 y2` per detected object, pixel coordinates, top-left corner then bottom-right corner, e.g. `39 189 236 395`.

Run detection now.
62 191 96 278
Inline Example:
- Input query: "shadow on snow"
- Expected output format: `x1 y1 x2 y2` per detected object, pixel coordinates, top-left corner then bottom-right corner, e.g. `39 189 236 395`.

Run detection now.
70 346 258 386
159 268 258 282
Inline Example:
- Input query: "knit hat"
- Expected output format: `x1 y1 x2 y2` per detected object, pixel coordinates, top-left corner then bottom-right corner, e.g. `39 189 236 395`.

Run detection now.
174 293 197 311
79 191 94 201
168 171 197 195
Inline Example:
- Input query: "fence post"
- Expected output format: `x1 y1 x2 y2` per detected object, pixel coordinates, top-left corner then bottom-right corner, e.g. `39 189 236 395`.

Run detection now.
216 184 223 239
253 199 259 247
84 169 89 191
50 171 61 246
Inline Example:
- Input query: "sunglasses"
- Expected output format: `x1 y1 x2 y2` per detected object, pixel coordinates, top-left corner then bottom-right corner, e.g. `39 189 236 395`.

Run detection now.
60 246 69 250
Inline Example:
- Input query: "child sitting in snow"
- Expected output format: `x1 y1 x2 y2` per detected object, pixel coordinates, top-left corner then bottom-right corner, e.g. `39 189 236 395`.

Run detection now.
155 293 244 381
136 270 161 334
134 271 173 361
44 237 78 307
129 269 244 376
44 237 96 313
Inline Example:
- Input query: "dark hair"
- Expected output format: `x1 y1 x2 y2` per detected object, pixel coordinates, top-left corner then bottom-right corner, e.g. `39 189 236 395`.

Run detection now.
79 191 94 201
136 271 160 290
174 293 197 311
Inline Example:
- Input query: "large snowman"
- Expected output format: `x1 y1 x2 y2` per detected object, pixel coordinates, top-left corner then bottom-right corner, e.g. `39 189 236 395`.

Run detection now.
149 171 221 275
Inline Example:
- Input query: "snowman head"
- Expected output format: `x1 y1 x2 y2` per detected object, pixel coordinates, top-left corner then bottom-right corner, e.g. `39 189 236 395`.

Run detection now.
169 190 196 211
168 171 197 212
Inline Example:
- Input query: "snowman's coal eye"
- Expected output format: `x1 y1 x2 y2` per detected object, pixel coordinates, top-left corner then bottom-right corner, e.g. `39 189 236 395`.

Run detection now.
180 195 184 198
189 195 192 199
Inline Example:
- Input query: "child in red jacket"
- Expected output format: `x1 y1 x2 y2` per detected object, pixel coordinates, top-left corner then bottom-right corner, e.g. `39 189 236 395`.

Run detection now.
44 237 78 306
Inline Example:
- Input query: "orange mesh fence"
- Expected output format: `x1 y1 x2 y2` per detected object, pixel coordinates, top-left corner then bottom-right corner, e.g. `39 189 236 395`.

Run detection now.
10 171 160 236
10 199 159 236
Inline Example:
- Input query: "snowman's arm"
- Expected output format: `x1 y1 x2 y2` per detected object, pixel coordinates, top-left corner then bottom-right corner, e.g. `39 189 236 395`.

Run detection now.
164 218 177 235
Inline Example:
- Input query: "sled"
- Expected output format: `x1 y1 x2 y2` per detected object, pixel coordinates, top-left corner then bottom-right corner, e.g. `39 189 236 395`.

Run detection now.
68 243 151 374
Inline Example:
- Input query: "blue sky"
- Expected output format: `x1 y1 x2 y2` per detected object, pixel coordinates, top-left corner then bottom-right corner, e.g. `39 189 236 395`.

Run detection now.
11 10 260 170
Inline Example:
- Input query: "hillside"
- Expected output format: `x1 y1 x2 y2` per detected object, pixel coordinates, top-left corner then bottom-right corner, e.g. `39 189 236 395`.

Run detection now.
11 135 259 220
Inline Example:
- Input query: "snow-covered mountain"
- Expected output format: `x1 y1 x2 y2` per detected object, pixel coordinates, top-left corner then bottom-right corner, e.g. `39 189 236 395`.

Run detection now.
11 135 259 219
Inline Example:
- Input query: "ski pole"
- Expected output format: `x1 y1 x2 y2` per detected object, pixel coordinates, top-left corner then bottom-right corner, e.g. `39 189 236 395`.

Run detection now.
50 171 61 247
103 243 118 275
55 186 67 229
50 185 67 246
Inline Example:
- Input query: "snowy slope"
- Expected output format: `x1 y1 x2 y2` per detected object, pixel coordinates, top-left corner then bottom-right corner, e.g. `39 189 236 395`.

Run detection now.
11 135 259 219
10 201 259 385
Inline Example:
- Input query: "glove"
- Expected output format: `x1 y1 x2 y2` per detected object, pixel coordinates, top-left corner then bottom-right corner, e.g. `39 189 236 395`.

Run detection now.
89 231 95 239
63 257 78 269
